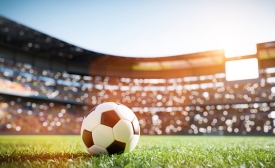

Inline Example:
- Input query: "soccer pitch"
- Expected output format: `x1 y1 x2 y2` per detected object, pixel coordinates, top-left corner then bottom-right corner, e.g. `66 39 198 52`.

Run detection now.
0 135 274 167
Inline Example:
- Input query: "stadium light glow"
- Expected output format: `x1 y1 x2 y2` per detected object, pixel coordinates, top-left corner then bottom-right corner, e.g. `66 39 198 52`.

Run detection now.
270 111 275 119
225 58 259 81
266 67 275 73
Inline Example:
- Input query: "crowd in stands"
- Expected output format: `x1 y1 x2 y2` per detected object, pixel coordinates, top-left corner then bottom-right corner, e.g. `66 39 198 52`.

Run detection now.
0 97 85 134
0 56 274 135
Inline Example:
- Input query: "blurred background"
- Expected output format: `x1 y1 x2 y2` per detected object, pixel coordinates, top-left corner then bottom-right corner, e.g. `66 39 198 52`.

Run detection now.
0 1 274 136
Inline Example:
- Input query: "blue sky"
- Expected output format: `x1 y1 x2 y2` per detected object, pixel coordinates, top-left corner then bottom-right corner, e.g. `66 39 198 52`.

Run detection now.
0 0 275 57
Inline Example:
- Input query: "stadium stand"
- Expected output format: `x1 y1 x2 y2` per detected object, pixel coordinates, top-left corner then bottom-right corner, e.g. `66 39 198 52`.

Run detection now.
0 16 274 135
0 56 274 135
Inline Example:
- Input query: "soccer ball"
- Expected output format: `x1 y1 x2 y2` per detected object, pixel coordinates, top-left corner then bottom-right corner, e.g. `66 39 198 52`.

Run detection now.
81 102 140 155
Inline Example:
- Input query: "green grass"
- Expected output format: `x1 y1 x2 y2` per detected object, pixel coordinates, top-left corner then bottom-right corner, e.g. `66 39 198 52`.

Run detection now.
0 135 274 168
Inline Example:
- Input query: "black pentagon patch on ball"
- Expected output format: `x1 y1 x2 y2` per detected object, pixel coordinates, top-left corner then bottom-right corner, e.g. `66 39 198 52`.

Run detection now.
131 117 140 135
82 129 94 148
101 110 120 128
106 140 126 154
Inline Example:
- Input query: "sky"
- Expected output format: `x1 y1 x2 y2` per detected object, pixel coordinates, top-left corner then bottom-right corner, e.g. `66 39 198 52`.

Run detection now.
0 0 275 58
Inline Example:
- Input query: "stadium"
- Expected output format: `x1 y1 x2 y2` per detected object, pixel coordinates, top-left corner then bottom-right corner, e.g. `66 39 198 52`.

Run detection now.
0 10 275 168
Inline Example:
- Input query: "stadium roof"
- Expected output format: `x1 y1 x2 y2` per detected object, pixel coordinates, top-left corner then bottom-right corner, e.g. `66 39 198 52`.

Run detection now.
0 16 104 67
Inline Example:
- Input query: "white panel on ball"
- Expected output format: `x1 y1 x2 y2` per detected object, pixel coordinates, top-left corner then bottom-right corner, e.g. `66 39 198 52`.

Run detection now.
125 135 140 153
95 102 118 112
115 104 135 122
81 111 102 133
92 125 115 148
88 145 108 155
113 119 133 142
